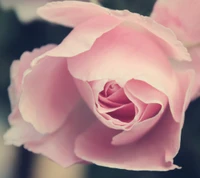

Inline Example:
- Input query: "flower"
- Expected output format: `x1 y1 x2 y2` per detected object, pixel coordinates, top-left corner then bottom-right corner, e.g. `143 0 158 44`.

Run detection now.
151 0 200 100
4 1 196 171
0 0 100 22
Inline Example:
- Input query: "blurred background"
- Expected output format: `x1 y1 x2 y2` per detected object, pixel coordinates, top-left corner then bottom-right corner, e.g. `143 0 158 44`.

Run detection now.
1 0 200 178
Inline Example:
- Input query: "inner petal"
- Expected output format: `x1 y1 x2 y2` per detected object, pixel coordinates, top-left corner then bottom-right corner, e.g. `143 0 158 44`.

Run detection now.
98 81 136 124
107 103 135 123
139 103 162 122
100 80 121 97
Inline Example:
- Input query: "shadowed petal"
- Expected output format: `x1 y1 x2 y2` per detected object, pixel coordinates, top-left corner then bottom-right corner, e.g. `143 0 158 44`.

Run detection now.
19 56 80 134
75 108 181 171
25 102 95 167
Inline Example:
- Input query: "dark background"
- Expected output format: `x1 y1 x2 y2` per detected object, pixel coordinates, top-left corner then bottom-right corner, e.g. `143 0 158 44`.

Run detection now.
1 0 200 178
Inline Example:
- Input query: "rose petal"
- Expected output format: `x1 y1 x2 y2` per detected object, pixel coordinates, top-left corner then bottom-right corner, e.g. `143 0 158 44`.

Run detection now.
4 109 43 146
25 101 95 167
171 46 200 100
8 45 56 109
37 1 109 27
110 10 190 61
18 45 56 84
40 14 121 58
75 108 181 171
19 56 80 134
107 103 135 123
112 79 167 145
74 79 124 130
98 94 122 109
151 0 200 45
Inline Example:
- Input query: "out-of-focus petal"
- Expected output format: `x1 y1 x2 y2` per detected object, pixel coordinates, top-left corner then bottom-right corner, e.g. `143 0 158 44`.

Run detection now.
151 0 200 45
8 45 56 110
4 101 95 167
19 56 80 134
4 110 43 147
171 46 200 100
25 102 95 167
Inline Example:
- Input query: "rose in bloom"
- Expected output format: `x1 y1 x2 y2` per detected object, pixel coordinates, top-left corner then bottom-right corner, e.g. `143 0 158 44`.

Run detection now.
151 0 200 99
0 0 99 22
4 1 196 171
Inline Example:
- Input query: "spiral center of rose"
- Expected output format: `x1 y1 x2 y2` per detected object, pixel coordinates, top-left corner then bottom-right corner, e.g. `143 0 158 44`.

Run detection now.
98 81 135 123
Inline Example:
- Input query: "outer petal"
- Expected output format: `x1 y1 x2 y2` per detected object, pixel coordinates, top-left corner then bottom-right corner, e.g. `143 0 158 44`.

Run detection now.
151 0 200 45
40 14 121 58
4 101 95 167
8 45 56 109
39 2 190 62
19 56 80 134
4 110 43 146
37 1 109 27
171 46 200 100
112 79 167 146
110 10 190 62
25 101 95 167
75 107 181 171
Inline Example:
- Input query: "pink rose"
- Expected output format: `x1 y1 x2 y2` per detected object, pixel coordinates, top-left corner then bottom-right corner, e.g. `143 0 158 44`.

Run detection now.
151 0 200 100
4 1 196 171
0 0 99 22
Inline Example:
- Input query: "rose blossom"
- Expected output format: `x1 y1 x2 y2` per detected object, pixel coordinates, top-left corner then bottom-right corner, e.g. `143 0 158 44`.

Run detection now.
0 0 100 22
151 0 200 100
4 1 196 171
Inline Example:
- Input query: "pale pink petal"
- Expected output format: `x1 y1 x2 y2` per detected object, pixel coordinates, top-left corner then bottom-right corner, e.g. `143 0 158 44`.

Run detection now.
4 101 95 167
18 45 56 84
8 45 56 110
171 46 200 100
4 110 43 147
25 102 95 167
40 2 190 62
19 56 80 134
112 79 167 146
42 14 121 58
66 24 173 81
8 107 22 125
75 109 181 171
67 24 193 123
110 10 190 62
151 0 200 45
37 1 109 27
